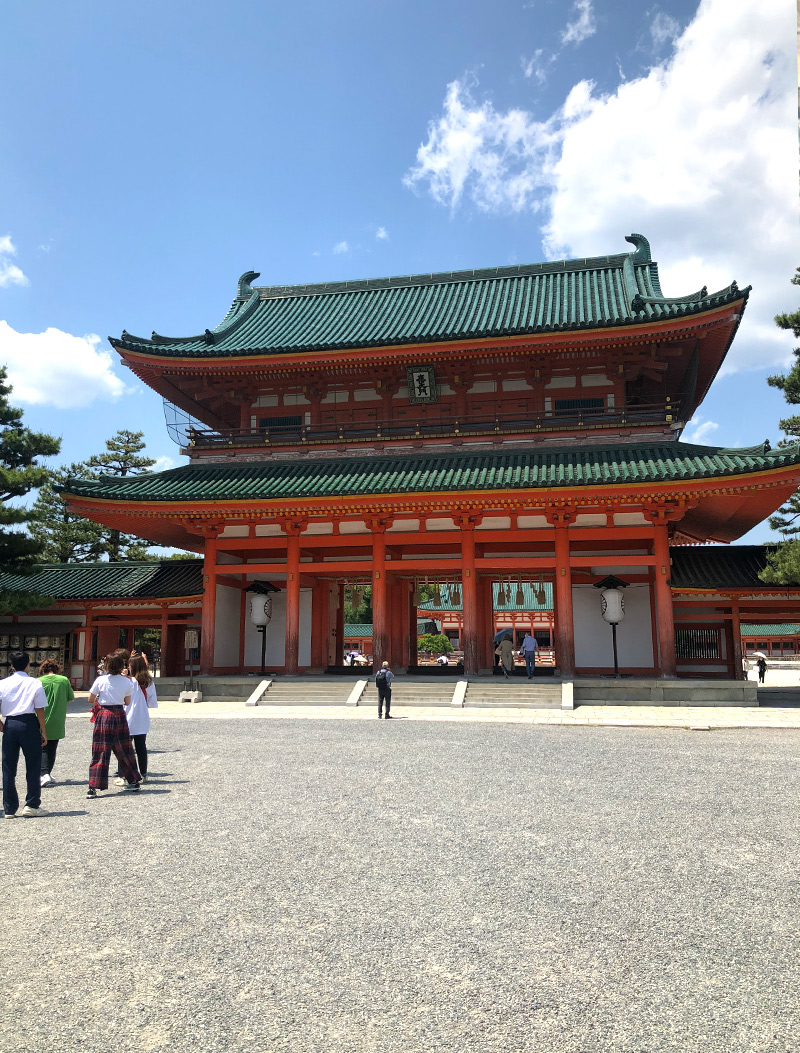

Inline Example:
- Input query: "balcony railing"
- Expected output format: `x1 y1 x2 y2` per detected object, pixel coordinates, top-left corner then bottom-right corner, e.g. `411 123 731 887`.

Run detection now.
166 401 679 451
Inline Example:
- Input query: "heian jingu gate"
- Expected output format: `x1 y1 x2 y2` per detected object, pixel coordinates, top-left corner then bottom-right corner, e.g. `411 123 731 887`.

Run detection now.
61 235 800 678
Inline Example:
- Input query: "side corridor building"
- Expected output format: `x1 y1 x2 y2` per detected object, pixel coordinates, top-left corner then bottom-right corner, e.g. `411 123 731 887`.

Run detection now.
17 235 800 682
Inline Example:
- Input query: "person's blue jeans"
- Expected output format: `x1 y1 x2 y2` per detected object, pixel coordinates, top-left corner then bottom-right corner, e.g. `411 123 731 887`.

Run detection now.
2 713 42 814
524 651 537 677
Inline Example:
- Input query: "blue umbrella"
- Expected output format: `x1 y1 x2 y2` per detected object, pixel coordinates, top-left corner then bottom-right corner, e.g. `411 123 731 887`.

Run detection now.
494 629 513 644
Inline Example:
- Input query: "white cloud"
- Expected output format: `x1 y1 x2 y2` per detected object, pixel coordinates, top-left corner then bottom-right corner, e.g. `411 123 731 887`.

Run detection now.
0 321 126 407
0 236 28 288
376 227 389 241
521 49 552 84
649 10 681 49
681 416 720 445
152 455 176 472
405 0 798 376
561 0 596 46
333 241 349 254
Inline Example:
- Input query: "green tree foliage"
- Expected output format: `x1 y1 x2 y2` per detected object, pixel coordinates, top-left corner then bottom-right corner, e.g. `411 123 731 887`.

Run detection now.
759 542 800 585
0 366 60 611
30 430 160 563
417 633 454 656
344 584 372 624
29 462 106 563
766 268 800 534
85 430 157 560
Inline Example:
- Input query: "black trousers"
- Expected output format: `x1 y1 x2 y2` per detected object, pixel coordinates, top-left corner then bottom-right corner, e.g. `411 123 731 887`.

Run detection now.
41 739 59 775
2 713 41 814
377 686 391 717
132 733 147 776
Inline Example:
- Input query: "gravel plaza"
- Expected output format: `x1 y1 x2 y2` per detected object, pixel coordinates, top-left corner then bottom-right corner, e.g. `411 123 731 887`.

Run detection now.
3 707 800 1053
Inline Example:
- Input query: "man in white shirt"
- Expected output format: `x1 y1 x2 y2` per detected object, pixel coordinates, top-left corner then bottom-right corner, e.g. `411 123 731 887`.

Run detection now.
0 652 49 818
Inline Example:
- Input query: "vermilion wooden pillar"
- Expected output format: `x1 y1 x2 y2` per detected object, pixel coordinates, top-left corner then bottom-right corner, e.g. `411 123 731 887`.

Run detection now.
200 535 218 674
388 579 404 667
370 523 388 665
160 607 170 677
459 520 479 675
479 576 494 670
408 584 418 669
284 524 302 674
310 580 328 670
553 521 575 677
653 524 677 677
335 585 345 666
730 598 744 680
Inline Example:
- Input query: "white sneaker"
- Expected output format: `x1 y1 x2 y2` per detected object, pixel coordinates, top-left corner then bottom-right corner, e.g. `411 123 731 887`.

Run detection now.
113 777 126 786
40 774 55 787
21 805 49 818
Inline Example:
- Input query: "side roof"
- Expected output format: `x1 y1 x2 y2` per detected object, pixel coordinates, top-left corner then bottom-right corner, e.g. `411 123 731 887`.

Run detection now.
0 560 203 602
111 234 748 359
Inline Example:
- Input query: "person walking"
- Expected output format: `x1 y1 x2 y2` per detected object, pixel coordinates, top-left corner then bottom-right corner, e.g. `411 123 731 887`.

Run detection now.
1 652 49 818
115 653 157 784
38 658 74 787
86 652 141 799
520 632 538 679
757 656 767 684
376 660 394 719
498 637 515 679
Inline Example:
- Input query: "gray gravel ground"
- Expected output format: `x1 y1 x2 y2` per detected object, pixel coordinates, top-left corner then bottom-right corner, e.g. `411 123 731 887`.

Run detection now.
2 716 800 1053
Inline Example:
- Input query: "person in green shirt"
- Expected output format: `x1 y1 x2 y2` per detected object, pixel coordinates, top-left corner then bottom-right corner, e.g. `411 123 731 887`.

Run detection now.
38 659 74 788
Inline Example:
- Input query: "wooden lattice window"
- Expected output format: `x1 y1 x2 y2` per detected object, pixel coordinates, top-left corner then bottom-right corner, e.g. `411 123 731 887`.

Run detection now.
674 628 720 659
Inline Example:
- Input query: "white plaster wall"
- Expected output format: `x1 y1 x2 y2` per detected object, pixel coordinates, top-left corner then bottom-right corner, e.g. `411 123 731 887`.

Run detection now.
214 584 241 668
243 589 312 668
573 584 654 669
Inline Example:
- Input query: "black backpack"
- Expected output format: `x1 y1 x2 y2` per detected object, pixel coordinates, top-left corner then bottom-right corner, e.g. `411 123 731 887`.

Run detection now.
376 669 388 685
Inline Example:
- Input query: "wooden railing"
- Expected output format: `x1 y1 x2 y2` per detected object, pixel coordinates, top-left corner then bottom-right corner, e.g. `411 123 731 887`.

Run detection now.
173 402 679 451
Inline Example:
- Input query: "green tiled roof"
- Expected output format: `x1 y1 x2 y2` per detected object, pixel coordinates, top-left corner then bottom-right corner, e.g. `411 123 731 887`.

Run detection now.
0 560 203 602
61 441 800 504
343 624 373 636
419 581 554 612
669 545 770 590
740 624 800 637
113 235 748 359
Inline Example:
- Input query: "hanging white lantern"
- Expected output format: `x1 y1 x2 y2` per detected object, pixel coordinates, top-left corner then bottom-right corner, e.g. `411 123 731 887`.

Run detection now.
600 588 624 624
249 594 273 626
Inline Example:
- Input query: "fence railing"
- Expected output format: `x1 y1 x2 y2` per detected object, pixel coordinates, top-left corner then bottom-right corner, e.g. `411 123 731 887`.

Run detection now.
168 401 679 450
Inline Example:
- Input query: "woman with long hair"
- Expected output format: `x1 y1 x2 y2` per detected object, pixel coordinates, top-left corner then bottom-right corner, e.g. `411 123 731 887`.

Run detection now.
37 658 74 787
117 653 157 784
86 652 141 799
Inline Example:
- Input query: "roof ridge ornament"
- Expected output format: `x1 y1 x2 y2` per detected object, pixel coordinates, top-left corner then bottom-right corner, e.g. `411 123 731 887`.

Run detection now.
237 271 261 299
625 233 651 263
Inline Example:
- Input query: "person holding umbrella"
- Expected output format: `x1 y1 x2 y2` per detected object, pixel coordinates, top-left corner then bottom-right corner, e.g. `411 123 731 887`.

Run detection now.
494 630 514 679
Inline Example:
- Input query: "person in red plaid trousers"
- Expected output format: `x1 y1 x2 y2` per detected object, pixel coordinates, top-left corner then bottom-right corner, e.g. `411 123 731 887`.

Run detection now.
86 652 141 799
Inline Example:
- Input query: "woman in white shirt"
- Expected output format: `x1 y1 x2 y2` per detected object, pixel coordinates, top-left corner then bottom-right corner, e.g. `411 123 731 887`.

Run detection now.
118 654 157 784
86 652 141 799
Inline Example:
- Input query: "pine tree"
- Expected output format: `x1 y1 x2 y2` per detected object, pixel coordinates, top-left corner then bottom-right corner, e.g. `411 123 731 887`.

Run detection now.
29 462 106 563
766 267 800 535
0 366 61 611
85 430 157 560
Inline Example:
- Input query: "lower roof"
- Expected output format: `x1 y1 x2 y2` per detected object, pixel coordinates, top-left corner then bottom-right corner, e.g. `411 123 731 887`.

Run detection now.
60 441 800 504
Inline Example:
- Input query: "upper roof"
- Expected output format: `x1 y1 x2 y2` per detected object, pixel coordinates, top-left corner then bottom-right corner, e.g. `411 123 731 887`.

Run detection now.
0 560 203 602
111 234 748 359
60 440 800 504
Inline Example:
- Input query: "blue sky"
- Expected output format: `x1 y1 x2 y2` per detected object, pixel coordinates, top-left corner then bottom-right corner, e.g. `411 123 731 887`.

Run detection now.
0 0 797 544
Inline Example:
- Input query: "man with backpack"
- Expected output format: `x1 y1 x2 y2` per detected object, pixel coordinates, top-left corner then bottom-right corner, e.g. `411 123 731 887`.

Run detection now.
375 661 394 719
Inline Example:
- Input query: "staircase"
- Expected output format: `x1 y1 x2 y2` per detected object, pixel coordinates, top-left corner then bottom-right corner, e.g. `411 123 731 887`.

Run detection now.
259 679 352 705
363 678 458 708
464 680 562 709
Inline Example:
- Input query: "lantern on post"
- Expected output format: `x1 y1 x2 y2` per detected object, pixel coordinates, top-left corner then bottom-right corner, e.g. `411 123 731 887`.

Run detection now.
593 575 629 678
246 581 276 675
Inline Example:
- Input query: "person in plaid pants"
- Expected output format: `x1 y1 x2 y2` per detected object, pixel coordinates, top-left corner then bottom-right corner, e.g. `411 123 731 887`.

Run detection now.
86 652 141 798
